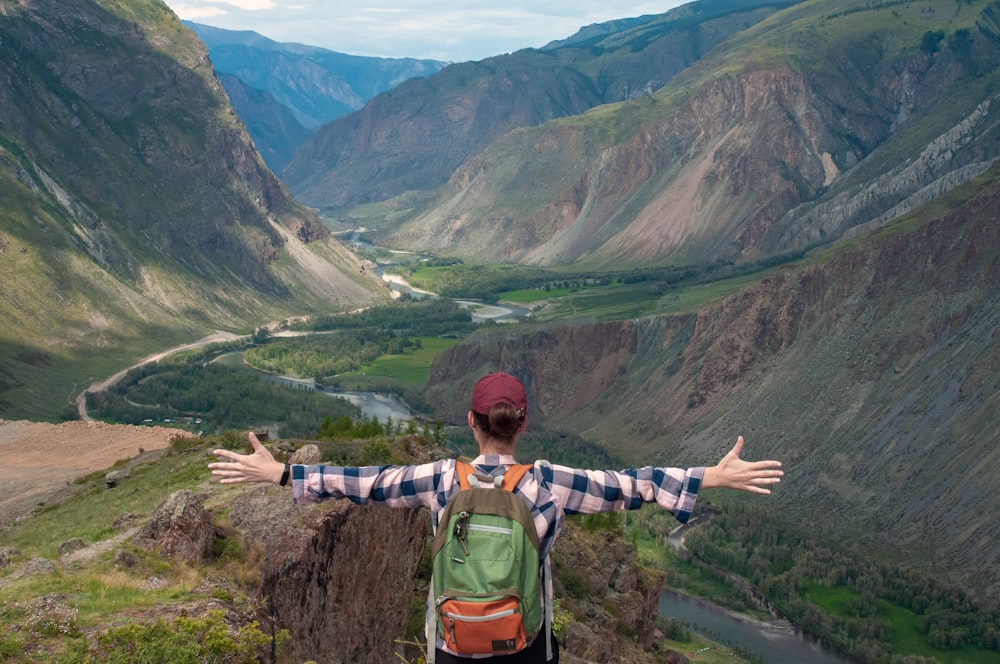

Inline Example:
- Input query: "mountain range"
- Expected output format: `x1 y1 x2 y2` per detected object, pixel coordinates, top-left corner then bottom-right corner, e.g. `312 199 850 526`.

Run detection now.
275 0 1000 596
183 21 447 173
282 0 1000 274
2 0 1000 623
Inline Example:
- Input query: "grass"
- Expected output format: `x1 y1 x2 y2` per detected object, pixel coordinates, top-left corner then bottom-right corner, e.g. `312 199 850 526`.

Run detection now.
661 633 754 664
528 269 781 323
0 434 267 661
0 449 207 559
802 582 1000 664
801 582 857 614
346 336 461 385
499 286 574 303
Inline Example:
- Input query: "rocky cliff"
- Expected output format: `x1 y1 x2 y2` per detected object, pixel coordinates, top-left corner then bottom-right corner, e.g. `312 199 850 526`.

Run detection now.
355 1 1000 270
229 488 428 664
422 163 1000 596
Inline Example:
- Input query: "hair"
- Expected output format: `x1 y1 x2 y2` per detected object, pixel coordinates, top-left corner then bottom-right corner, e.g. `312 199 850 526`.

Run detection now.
472 401 525 443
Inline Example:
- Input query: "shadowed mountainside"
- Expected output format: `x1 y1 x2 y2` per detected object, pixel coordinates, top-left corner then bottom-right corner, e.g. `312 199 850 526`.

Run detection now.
185 21 447 173
0 0 385 419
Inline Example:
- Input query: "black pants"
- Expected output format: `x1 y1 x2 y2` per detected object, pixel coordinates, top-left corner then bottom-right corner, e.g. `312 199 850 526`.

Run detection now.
434 632 559 663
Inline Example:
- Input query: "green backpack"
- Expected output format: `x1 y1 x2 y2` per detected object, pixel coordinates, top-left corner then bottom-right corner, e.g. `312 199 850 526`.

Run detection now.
429 461 545 660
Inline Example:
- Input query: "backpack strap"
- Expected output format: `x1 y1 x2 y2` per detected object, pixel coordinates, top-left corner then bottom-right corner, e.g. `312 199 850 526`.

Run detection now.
455 460 533 492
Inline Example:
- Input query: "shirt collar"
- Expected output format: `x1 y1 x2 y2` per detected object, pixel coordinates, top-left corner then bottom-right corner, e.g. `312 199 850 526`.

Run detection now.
472 454 519 466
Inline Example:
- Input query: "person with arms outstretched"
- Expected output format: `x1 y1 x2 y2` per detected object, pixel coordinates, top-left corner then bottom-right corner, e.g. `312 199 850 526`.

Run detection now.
209 372 783 662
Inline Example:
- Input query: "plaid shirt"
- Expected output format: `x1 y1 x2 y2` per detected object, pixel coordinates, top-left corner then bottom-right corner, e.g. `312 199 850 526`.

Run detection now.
291 454 704 560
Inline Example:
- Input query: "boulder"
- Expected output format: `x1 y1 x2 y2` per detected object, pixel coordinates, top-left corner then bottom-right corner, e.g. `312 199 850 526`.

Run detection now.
227 487 428 664
58 538 87 556
132 489 215 564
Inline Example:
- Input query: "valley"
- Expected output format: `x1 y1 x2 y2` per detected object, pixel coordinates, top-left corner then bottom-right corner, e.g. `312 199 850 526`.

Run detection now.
3 0 1000 662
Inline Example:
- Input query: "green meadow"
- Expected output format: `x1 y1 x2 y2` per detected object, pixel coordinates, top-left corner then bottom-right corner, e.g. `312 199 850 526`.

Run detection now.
349 336 461 385
803 582 1000 664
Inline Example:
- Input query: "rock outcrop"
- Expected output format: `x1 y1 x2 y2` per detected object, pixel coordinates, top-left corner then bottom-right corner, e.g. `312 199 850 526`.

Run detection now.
227 486 428 664
553 527 670 664
133 490 216 564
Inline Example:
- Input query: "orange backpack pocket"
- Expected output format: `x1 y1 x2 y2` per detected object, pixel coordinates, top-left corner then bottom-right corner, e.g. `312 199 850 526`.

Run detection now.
439 595 527 655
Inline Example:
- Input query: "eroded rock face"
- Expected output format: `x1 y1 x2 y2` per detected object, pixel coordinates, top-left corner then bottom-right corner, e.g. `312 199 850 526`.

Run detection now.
553 528 668 664
132 489 216 564
228 488 428 664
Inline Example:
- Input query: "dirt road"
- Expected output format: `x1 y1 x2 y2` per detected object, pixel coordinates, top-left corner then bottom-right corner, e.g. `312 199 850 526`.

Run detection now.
76 331 243 421
0 419 193 528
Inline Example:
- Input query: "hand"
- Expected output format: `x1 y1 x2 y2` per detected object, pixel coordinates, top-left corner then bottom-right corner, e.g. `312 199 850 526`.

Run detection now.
702 436 783 494
208 431 285 485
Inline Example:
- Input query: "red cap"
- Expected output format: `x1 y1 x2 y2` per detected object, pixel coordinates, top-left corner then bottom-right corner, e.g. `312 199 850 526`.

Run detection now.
471 372 527 416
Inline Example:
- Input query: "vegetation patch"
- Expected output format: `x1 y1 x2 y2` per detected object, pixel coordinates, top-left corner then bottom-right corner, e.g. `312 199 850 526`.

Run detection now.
350 336 461 385
682 504 1000 664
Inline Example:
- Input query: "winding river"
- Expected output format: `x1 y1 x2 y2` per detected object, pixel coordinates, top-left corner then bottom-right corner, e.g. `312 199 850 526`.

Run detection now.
658 592 854 663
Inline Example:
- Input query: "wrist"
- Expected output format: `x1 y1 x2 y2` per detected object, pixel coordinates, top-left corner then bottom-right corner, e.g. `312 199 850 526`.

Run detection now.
701 465 718 490
279 462 291 486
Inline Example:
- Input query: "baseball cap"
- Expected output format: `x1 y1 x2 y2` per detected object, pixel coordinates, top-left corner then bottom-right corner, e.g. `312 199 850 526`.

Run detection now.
471 372 527 416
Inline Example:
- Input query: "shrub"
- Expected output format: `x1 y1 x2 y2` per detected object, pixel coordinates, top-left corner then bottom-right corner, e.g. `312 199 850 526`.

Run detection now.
70 609 284 663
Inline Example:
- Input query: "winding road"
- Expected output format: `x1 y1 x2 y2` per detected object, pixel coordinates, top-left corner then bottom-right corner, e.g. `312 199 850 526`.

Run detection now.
75 331 244 421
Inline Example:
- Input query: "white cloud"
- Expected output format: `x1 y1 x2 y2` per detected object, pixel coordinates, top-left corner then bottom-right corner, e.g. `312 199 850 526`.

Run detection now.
164 1 688 62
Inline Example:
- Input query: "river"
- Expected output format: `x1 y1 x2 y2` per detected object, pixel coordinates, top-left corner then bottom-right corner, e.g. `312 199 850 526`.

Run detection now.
658 592 854 663
214 351 418 422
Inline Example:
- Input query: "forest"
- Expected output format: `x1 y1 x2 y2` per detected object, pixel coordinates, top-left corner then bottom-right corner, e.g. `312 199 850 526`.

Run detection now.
677 505 1000 664
86 361 358 439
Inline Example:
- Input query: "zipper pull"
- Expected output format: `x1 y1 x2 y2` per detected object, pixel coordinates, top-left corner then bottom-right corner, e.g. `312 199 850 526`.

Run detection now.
455 511 471 555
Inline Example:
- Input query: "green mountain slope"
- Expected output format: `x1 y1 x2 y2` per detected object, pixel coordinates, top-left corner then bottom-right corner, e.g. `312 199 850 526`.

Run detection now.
0 0 385 420
283 0 798 209
374 0 1000 270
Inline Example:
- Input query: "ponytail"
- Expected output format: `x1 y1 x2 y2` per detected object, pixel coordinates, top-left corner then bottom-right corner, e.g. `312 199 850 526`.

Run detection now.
471 401 524 442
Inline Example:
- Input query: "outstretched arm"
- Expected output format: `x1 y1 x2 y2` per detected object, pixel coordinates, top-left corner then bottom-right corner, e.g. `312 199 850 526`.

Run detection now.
208 431 285 485
701 436 783 494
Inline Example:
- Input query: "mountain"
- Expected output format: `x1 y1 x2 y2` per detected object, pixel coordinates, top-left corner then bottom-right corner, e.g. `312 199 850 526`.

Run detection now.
0 0 386 420
287 0 1000 275
283 0 798 209
183 21 448 172
421 160 1000 598
215 73 315 174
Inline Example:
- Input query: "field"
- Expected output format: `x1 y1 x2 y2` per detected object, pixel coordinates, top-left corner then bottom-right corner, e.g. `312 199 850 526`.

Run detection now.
347 336 461 385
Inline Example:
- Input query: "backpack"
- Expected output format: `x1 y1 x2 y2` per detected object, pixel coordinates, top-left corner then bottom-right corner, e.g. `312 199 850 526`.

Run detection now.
428 461 547 660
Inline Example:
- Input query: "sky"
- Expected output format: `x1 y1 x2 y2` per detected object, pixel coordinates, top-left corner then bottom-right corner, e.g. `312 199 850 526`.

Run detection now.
163 1 689 63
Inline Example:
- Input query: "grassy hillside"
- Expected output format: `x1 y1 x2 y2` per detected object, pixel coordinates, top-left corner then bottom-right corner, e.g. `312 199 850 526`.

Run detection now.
0 0 385 420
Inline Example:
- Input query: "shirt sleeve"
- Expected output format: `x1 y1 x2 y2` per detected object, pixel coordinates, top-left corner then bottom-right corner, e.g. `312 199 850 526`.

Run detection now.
290 460 447 509
543 464 704 523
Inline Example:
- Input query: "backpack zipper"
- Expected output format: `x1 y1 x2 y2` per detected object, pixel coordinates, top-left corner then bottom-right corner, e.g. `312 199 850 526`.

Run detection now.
443 608 517 622
466 523 514 535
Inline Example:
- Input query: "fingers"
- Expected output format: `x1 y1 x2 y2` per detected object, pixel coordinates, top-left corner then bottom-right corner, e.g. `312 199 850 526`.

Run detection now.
210 448 240 462
249 431 264 451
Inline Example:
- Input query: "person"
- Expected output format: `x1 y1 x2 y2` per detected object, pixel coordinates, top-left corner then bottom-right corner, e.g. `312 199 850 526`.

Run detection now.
209 372 783 663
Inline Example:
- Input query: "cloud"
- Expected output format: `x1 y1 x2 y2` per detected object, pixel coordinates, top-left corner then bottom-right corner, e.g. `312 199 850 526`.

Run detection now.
164 1 687 62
